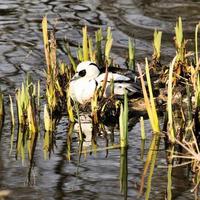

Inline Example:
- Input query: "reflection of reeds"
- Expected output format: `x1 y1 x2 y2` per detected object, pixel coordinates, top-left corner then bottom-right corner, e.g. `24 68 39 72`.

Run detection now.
0 89 4 138
120 146 128 198
0 89 4 118
172 131 200 197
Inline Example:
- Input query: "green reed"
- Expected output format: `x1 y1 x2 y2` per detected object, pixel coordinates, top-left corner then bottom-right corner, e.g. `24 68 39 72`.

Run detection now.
153 29 162 61
105 27 113 65
140 116 146 140
137 59 160 132
167 56 177 143
83 26 89 61
195 23 200 107
119 90 128 148
95 28 103 65
128 37 135 71
175 17 186 63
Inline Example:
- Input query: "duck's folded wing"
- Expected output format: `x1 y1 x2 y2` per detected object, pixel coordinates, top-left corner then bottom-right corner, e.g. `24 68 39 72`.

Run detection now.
96 72 131 83
99 67 137 81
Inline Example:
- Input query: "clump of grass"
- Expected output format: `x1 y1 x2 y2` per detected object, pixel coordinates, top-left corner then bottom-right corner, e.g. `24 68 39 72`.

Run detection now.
172 17 189 84
13 75 39 162
42 17 60 109
15 75 38 131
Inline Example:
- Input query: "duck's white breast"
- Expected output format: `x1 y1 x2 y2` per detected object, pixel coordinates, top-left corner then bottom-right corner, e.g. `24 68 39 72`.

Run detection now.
69 79 97 104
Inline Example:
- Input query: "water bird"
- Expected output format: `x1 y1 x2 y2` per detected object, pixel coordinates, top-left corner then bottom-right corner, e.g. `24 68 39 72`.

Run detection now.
69 61 141 104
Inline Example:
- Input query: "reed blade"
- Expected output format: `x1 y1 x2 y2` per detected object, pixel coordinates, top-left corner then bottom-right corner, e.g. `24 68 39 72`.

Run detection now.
128 37 135 71
82 26 89 61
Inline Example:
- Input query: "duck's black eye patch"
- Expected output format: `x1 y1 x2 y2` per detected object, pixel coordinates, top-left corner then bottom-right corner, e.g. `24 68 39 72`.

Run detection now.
78 69 86 77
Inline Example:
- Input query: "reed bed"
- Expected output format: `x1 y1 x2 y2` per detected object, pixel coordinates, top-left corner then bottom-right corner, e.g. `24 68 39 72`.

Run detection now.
0 16 199 199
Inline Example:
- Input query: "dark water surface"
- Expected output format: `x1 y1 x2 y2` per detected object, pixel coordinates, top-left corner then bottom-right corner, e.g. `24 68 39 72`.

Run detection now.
0 0 200 199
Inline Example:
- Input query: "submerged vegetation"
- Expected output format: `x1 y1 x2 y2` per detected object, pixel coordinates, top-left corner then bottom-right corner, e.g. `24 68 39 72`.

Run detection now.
0 16 199 199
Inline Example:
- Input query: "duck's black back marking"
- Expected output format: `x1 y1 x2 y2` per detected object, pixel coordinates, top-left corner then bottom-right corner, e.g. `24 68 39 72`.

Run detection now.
89 62 99 68
99 66 137 81
78 69 86 77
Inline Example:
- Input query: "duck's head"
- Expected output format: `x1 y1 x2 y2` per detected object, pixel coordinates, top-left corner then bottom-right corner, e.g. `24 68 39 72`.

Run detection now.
71 61 100 81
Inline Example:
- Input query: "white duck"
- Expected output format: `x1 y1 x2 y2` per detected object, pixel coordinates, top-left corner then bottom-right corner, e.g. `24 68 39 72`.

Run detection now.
69 61 140 104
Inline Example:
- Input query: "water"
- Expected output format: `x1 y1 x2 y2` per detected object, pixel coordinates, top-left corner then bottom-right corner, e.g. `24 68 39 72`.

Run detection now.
0 0 200 199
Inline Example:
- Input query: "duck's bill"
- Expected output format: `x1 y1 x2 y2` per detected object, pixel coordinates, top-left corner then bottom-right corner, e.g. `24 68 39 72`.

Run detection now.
71 73 80 81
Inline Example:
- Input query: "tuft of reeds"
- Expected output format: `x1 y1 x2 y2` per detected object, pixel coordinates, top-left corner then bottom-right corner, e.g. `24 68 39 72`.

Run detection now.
175 17 185 62
15 76 38 131
42 17 57 105
13 76 39 163
137 59 160 132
